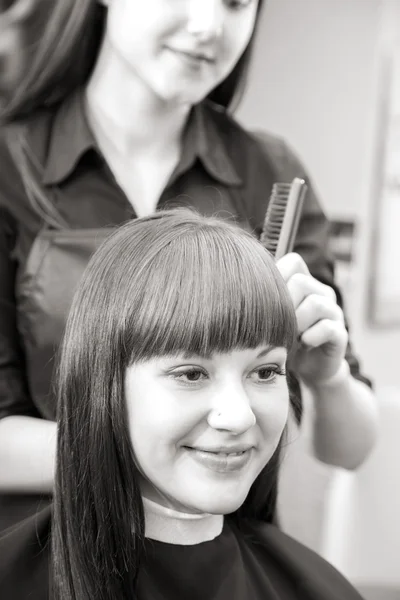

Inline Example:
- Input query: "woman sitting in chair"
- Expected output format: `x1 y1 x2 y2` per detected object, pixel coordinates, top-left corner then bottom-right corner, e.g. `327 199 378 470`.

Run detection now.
0 210 364 599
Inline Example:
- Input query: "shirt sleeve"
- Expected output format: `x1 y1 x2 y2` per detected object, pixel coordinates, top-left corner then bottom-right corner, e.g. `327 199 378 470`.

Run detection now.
253 131 373 390
0 164 41 421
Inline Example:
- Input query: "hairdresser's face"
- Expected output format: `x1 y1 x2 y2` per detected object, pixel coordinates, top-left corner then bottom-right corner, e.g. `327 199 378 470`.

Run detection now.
125 346 289 515
101 0 259 105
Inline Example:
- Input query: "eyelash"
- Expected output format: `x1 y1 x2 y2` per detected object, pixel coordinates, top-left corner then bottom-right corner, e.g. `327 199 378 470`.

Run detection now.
225 0 254 10
250 366 287 385
169 365 286 387
170 368 208 386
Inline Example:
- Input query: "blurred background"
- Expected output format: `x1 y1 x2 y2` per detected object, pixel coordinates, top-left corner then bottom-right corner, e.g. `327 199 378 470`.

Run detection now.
236 1 400 599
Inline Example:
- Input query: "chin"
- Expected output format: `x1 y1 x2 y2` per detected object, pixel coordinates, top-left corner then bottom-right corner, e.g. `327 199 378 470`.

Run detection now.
155 82 214 107
208 501 244 516
191 489 250 516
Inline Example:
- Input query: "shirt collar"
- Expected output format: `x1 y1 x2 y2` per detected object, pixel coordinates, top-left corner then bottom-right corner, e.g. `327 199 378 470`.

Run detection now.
42 89 242 188
182 101 242 186
142 496 223 545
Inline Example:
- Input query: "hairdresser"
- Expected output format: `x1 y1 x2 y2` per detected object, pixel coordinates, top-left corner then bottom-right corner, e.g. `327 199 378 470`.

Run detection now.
0 0 377 530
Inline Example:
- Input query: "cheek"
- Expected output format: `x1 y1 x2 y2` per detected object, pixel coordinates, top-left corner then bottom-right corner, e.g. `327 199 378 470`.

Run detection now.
106 1 174 58
128 406 186 450
127 402 201 490
106 4 148 56
125 384 201 465
256 388 290 442
222 13 257 63
126 406 175 483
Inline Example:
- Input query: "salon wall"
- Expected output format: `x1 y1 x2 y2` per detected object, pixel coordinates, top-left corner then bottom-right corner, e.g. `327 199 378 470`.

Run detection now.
237 0 380 220
237 0 398 390
237 1 400 593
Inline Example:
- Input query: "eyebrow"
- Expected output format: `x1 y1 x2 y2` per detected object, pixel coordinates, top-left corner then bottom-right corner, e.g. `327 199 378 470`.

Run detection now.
256 345 282 359
178 345 284 361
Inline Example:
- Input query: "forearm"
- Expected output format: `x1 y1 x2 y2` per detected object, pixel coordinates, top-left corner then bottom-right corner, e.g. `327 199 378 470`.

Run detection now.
0 415 56 493
304 361 379 470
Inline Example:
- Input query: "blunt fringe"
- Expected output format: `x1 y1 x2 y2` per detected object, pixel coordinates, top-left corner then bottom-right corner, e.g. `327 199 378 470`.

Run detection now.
52 209 298 600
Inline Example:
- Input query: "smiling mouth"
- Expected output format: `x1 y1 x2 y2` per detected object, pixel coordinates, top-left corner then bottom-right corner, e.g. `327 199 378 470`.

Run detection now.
183 447 253 473
187 448 247 456
167 48 216 65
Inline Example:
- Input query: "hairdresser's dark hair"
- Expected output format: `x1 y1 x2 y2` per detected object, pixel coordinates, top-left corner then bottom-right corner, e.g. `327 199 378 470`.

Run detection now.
52 208 298 600
0 0 264 119
0 0 264 228
209 0 265 110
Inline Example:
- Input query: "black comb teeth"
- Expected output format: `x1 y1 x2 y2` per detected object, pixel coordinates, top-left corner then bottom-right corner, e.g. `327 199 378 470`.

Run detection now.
260 178 307 260
260 183 293 255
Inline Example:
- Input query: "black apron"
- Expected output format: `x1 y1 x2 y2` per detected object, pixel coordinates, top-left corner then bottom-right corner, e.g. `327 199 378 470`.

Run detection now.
1 225 115 531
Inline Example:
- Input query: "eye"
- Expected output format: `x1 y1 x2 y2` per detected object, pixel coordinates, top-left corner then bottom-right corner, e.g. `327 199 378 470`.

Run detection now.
225 0 254 10
249 365 286 384
169 367 208 386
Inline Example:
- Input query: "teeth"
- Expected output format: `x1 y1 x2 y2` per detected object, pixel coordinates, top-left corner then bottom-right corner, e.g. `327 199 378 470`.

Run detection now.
188 447 248 456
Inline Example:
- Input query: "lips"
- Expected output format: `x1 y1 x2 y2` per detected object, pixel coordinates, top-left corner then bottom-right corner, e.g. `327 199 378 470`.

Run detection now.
191 449 246 457
183 50 215 63
184 446 253 455
184 447 253 473
167 47 216 64
184 446 253 458
211 450 246 457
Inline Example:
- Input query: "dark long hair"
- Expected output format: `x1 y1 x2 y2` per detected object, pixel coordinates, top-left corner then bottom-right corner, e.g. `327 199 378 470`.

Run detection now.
0 0 264 119
52 209 298 600
0 0 265 228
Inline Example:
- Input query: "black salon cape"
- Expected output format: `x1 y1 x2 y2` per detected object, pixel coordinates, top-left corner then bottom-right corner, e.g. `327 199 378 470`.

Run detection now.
0 505 364 600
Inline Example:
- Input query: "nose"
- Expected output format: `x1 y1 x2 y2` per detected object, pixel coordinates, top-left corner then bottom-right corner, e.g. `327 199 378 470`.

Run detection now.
186 0 225 43
207 382 256 434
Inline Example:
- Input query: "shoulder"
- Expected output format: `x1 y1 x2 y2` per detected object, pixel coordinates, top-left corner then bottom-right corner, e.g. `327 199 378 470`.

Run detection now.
0 127 22 200
203 101 284 154
0 505 51 599
0 114 52 233
203 103 308 182
250 129 310 181
0 126 29 225
0 129 24 239
0 107 52 205
239 520 364 600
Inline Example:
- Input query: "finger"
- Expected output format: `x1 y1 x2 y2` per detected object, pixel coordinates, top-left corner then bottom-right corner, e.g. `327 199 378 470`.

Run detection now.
286 272 337 310
296 294 344 334
300 319 348 350
276 252 310 283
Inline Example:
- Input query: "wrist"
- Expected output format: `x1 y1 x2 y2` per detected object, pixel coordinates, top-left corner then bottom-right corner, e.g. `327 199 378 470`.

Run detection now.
304 359 351 392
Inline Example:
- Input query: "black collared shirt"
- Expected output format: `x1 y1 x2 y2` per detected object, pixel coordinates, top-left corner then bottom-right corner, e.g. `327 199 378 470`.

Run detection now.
0 89 371 422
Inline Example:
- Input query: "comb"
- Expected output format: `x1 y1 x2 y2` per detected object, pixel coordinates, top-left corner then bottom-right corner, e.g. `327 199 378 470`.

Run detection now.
260 177 307 260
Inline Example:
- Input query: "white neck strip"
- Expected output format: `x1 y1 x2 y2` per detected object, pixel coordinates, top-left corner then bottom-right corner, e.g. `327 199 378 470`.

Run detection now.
143 496 224 545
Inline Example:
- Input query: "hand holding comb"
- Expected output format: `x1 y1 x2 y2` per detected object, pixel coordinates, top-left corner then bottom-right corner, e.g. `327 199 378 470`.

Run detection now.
260 178 307 259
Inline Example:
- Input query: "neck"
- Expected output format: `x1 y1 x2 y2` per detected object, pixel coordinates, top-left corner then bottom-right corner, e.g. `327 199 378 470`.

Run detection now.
142 496 224 545
85 37 191 156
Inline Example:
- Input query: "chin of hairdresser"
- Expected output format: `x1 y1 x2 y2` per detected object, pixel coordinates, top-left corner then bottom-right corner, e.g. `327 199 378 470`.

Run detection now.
0 0 377 529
